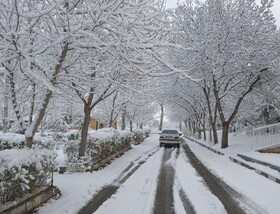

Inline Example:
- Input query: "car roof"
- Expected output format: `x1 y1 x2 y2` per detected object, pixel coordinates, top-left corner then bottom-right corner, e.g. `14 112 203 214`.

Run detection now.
161 129 179 133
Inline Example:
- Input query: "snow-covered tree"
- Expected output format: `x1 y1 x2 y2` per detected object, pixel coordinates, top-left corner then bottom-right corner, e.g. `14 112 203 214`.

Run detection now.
171 0 280 148
0 0 77 147
60 0 171 157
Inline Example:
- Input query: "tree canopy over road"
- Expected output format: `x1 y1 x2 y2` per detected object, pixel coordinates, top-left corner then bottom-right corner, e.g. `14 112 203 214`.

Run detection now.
0 0 280 150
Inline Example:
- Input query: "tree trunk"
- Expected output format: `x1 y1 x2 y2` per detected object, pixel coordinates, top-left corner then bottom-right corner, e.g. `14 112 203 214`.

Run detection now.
201 114 206 141
209 127 212 142
130 121 133 132
121 110 126 130
212 125 218 145
201 121 206 141
26 42 69 148
221 122 229 148
25 136 34 149
109 117 113 128
79 106 91 157
183 119 188 129
197 126 202 139
203 127 206 141
159 104 164 131
29 83 36 126
108 92 118 128
202 86 218 144
25 89 53 148
213 70 264 149
6 67 25 132
3 77 9 133
188 120 192 133
179 118 182 131
192 121 196 135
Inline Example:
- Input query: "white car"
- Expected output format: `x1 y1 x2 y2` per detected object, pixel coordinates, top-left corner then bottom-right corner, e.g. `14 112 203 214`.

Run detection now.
159 129 181 148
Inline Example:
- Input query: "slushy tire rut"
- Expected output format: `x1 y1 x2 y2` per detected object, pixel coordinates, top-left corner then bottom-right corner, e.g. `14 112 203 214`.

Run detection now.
182 141 248 214
77 185 118 214
153 149 175 214
77 147 160 214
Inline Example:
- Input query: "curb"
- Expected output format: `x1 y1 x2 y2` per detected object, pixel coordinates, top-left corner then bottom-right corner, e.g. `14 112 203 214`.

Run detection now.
230 156 280 184
229 156 256 170
184 137 224 156
237 153 280 173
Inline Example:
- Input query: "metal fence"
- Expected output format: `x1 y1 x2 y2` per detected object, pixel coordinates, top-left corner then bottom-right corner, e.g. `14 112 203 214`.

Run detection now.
253 122 280 136
252 123 280 148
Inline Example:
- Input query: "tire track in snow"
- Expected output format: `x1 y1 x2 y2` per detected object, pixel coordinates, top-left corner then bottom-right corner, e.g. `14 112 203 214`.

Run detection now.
77 146 160 214
178 188 196 214
182 142 249 214
184 139 268 214
126 148 164 214
115 146 159 185
154 148 179 214
172 148 196 214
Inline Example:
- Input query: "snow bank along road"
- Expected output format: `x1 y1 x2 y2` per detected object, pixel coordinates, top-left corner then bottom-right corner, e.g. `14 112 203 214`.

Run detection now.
73 135 268 214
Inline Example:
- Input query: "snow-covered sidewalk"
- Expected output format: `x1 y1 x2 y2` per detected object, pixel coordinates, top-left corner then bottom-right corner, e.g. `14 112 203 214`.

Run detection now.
38 135 160 214
190 132 280 183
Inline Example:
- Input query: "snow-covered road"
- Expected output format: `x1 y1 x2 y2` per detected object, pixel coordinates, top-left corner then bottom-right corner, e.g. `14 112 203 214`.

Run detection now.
38 134 280 214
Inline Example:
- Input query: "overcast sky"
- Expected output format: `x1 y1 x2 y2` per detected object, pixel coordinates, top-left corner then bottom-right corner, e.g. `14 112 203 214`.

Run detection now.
165 0 280 27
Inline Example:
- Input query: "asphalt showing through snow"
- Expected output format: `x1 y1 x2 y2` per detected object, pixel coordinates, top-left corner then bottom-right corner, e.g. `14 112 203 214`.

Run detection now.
77 138 265 214
182 142 246 214
77 147 160 214
153 149 175 214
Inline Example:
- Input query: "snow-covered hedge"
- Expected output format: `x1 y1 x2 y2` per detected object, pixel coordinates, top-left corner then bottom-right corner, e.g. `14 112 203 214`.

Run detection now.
66 130 80 141
0 132 68 151
143 128 151 137
0 133 25 150
65 128 132 172
0 148 57 204
132 129 150 144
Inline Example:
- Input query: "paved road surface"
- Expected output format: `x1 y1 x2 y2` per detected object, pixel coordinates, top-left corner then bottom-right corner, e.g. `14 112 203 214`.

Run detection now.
77 140 263 214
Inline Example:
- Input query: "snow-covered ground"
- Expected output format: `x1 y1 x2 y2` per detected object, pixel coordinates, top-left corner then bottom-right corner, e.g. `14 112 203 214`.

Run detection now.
37 132 280 214
187 133 280 214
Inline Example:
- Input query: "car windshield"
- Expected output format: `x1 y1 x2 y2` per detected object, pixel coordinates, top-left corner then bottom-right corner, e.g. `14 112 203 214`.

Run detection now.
161 130 178 134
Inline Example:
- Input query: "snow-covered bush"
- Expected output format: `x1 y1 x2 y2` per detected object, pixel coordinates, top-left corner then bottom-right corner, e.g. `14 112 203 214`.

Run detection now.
132 129 146 144
66 130 80 141
43 118 69 133
0 148 57 204
0 133 25 150
0 132 68 151
64 140 92 172
143 128 151 137
119 130 133 144
65 128 132 171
